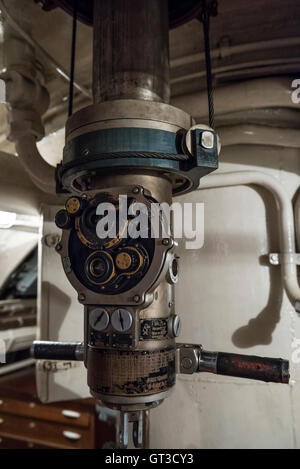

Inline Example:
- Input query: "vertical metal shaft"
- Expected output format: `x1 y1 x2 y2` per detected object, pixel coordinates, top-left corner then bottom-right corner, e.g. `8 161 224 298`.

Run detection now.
93 0 170 103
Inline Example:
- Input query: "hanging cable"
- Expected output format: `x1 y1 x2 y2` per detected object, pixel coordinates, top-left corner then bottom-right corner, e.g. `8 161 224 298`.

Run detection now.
199 0 218 129
68 0 78 116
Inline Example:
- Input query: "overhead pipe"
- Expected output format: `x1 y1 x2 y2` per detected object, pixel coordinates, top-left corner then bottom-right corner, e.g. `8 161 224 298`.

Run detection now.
218 124 300 148
2 30 57 194
170 58 300 87
198 170 300 312
295 189 300 251
170 37 300 69
15 135 56 194
0 0 92 99
172 77 298 121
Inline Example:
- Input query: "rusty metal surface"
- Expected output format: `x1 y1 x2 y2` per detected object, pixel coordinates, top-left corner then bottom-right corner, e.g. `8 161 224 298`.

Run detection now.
216 352 290 384
87 347 176 397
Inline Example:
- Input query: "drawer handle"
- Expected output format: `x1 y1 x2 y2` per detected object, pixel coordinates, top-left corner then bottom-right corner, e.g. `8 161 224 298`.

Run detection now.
63 430 82 441
62 410 81 419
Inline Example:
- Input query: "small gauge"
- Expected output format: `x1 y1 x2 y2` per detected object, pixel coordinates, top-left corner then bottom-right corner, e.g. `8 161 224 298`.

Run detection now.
111 308 133 332
55 209 72 229
89 307 110 331
65 196 84 215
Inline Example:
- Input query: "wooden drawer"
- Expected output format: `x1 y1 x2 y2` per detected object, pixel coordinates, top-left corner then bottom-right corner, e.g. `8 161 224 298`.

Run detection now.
0 413 94 449
0 435 50 449
0 397 90 428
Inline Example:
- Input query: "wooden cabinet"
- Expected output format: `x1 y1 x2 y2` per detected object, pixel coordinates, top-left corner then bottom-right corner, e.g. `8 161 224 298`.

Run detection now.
0 366 115 449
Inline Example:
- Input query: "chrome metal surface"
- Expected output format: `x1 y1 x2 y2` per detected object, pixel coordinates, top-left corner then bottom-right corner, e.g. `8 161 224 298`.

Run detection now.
93 0 170 103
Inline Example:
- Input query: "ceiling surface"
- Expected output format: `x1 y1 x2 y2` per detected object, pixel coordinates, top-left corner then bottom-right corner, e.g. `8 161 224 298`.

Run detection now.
0 0 298 169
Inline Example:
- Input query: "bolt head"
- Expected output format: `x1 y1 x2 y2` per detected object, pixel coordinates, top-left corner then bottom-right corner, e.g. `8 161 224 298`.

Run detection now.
201 131 214 149
162 238 170 246
270 253 279 264
78 293 86 301
179 345 199 374
133 295 140 303
172 315 181 337
132 187 140 194
44 234 59 248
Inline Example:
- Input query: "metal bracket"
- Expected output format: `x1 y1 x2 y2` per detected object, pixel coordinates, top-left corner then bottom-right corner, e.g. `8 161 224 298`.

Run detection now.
269 253 300 266
176 343 202 374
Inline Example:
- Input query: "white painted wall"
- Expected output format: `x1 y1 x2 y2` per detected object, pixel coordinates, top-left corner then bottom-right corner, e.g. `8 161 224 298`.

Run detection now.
150 145 300 448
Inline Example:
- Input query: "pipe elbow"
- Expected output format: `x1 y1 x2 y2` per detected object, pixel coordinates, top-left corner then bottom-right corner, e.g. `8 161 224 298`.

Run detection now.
15 135 56 194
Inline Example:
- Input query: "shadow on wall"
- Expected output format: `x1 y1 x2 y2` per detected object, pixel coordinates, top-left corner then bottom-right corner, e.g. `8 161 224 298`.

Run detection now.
41 281 72 335
231 185 283 348
231 264 283 347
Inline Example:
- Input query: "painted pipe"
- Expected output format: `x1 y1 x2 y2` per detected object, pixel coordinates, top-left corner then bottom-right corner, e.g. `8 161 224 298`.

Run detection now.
170 37 300 69
15 135 56 194
172 77 298 121
295 189 300 252
0 0 91 99
218 124 300 148
198 170 300 312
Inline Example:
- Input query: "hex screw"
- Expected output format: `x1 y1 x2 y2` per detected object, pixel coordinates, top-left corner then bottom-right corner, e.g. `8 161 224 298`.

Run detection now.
270 253 279 265
162 238 170 246
133 295 140 303
132 187 140 194
44 234 60 248
78 293 86 301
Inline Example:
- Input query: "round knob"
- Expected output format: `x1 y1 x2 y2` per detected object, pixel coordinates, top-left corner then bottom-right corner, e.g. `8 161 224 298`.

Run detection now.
172 315 181 337
111 309 133 332
55 209 71 229
85 251 115 285
89 307 110 331
65 196 85 215
116 251 132 270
